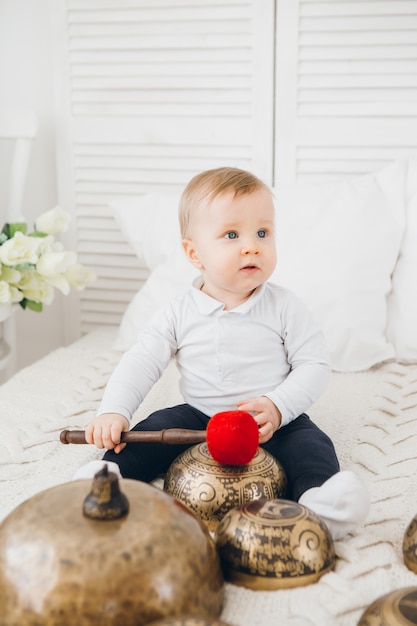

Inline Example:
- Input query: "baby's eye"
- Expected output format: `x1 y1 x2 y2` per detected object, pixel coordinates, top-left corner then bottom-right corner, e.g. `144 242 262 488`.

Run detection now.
257 230 267 238
225 231 238 239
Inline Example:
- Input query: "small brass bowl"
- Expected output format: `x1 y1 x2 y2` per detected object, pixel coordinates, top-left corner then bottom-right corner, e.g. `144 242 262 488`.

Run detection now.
164 443 287 533
357 587 417 626
403 515 417 574
215 498 335 590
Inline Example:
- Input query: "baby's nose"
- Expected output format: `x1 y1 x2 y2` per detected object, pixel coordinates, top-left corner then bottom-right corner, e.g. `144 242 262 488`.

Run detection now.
241 241 260 255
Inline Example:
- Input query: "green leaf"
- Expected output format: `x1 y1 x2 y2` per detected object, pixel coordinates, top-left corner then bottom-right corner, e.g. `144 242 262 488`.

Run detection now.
29 231 48 238
19 299 43 312
1 222 27 239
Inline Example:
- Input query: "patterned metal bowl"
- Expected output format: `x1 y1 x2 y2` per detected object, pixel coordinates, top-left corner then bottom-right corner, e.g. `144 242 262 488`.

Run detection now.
357 588 417 626
0 470 224 626
215 498 335 589
404 515 417 575
164 443 287 533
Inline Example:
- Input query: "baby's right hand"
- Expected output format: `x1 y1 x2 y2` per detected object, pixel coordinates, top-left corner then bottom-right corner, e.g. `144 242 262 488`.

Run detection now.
85 413 129 454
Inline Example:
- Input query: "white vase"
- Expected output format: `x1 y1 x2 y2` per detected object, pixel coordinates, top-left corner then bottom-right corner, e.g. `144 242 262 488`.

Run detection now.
0 337 11 369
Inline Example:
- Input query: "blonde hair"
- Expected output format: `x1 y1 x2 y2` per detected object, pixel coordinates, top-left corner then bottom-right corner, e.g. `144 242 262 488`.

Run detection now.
178 167 270 239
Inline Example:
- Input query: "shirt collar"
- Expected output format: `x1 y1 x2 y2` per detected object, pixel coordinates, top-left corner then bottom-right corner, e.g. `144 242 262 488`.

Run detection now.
190 276 267 315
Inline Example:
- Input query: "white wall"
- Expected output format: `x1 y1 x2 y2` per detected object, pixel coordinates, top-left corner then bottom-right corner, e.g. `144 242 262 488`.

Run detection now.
0 0 65 374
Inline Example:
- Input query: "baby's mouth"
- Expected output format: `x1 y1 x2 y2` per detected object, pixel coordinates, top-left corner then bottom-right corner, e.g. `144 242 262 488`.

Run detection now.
240 264 259 273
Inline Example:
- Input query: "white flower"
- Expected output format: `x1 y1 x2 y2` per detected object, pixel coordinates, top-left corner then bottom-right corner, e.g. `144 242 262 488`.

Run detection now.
17 268 54 305
36 251 77 295
66 263 96 290
0 281 12 304
35 206 70 235
34 234 55 256
0 281 24 305
0 231 41 266
0 206 94 319
0 265 21 284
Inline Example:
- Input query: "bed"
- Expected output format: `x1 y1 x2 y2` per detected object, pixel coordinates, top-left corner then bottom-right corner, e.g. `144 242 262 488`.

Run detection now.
1 160 417 625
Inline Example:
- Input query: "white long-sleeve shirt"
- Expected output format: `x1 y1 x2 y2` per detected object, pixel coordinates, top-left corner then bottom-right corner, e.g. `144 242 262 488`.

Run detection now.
98 280 330 428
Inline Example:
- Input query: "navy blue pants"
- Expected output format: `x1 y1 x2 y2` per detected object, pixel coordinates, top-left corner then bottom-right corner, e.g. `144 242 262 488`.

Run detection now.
103 404 340 501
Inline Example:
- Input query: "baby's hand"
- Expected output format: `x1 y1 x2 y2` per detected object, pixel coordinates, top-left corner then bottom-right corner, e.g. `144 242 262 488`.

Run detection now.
85 413 129 454
236 397 282 443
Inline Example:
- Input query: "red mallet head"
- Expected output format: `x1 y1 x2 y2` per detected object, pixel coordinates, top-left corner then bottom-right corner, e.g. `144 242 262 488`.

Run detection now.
206 410 259 465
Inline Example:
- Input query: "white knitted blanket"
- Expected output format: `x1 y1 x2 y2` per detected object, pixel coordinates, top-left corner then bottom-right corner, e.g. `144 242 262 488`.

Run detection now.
1 327 417 625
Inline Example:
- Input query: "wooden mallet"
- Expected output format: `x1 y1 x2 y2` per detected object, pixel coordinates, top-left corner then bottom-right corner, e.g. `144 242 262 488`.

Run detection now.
60 410 259 465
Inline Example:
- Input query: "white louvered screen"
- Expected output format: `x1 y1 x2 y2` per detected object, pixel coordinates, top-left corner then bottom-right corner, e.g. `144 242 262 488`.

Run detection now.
275 0 417 184
54 0 275 339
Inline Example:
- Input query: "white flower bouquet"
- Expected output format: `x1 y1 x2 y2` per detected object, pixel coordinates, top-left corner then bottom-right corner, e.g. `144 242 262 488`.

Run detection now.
0 207 95 322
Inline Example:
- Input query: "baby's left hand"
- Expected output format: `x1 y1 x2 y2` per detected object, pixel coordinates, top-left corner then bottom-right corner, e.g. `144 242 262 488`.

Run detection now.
236 397 282 443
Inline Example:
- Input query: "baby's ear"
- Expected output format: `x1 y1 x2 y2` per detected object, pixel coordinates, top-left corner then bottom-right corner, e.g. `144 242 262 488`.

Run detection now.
182 239 204 269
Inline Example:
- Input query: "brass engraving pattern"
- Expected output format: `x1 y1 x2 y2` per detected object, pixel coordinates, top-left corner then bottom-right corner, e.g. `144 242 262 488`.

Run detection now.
404 516 417 575
358 588 417 626
215 499 335 590
164 444 287 532
0 479 224 625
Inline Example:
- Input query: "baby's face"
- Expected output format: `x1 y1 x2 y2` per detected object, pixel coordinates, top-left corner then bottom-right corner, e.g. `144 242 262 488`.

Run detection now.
182 187 276 309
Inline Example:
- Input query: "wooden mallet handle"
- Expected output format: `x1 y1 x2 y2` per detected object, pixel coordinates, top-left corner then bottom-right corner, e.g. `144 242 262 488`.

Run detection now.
60 428 207 446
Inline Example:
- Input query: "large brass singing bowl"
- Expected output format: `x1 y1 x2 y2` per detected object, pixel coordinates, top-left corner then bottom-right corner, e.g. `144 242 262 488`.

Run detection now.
357 588 417 625
164 443 287 532
0 469 223 626
403 515 417 574
215 498 335 590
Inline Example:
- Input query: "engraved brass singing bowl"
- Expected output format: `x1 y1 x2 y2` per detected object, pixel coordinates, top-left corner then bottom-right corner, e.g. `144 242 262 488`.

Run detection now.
215 498 336 590
164 443 288 533
403 514 417 575
357 587 417 626
0 467 223 626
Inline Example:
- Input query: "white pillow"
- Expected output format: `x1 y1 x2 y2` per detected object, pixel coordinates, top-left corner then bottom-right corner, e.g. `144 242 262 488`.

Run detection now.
114 254 198 351
387 159 417 362
271 161 405 370
112 161 406 371
110 193 181 270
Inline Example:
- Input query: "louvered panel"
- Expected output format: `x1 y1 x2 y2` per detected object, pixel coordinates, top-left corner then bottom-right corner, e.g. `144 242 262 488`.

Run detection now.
299 60 417 74
80 309 128 334
295 143 417 180
299 44 417 60
72 130 256 328
296 145 417 182
68 0 250 16
95 266 147 281
79 294 142 323
72 61 249 77
67 2 255 118
75 155 250 171
54 0 274 337
70 49 252 64
93 278 147 293
274 0 417 185
300 1 416 16
298 145 417 160
298 1 417 118
72 102 251 117
79 252 143 270
301 16 417 30
70 19 252 37
69 0 250 7
74 143 251 159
